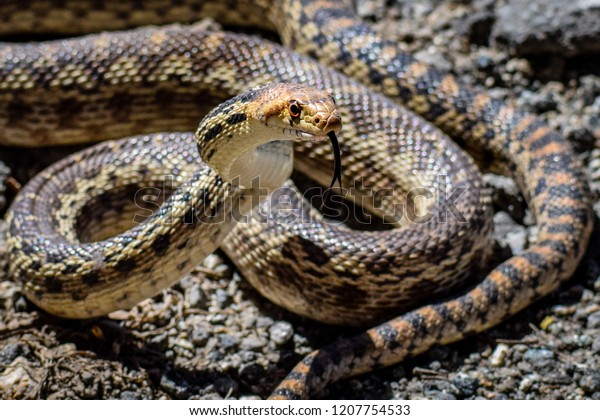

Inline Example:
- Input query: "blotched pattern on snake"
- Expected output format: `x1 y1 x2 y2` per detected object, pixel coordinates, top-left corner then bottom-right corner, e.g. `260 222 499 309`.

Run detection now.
0 0 593 399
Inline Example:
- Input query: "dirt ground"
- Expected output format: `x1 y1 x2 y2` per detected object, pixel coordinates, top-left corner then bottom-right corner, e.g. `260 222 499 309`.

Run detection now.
1 0 600 399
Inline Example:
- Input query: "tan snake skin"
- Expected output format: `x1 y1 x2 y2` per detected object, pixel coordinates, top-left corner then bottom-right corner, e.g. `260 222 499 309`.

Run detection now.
1 0 594 399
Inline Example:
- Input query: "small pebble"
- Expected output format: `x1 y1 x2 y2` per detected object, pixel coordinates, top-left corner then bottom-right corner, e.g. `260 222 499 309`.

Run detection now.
517 90 558 113
497 377 517 394
577 335 593 348
428 361 441 371
493 211 528 254
173 338 194 350
14 296 29 312
0 343 23 365
579 370 600 394
214 290 231 309
213 263 233 278
356 0 386 19
238 350 257 363
424 389 456 400
539 315 555 330
239 394 262 400
256 316 275 329
1 1 599 402
191 325 210 346
240 336 267 351
591 337 600 353
269 321 294 345
586 311 600 329
475 54 495 71
218 334 240 349
207 313 227 324
218 354 242 371
81 371 94 386
489 344 509 367
519 373 541 392
452 375 479 398
203 254 222 270
148 332 169 348
544 373 572 385
120 391 142 400
160 374 192 399
187 284 206 309
405 381 423 394
199 392 224 400
523 348 555 369
0 359 36 398
581 289 595 302
547 320 564 335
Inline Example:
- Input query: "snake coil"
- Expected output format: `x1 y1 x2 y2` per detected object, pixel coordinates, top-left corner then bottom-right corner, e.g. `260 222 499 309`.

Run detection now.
0 0 593 399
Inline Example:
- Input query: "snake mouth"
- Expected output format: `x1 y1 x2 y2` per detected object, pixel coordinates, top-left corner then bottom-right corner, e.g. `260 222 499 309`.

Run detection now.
281 127 329 140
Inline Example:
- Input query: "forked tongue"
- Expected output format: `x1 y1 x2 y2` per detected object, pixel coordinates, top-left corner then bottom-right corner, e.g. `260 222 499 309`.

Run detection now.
320 131 343 212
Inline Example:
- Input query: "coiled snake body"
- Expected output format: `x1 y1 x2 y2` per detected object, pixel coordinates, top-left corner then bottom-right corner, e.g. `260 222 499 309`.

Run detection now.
1 0 593 399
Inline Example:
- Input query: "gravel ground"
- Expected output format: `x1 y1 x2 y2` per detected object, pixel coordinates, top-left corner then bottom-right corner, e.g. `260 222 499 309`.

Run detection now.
1 0 600 400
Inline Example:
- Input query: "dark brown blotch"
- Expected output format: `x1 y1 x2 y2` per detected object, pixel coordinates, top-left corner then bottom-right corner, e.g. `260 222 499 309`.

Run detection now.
115 258 137 273
203 123 223 142
236 88 260 104
225 112 247 126
176 259 190 271
45 277 63 293
151 233 171 256
82 271 101 286
71 289 89 302
294 237 330 266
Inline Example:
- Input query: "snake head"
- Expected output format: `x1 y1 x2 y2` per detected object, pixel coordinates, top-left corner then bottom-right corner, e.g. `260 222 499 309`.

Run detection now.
255 83 342 140
196 83 342 190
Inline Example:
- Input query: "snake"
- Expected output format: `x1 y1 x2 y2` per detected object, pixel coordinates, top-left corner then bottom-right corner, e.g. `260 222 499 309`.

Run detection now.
0 0 594 399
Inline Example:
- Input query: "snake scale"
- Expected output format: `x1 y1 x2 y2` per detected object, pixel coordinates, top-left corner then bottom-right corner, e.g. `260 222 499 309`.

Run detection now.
0 0 594 399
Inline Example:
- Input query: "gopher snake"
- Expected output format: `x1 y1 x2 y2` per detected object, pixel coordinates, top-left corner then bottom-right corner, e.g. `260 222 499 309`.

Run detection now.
1 0 594 399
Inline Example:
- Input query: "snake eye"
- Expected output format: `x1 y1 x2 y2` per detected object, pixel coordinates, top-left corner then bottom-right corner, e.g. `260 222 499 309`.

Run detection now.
289 100 301 118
